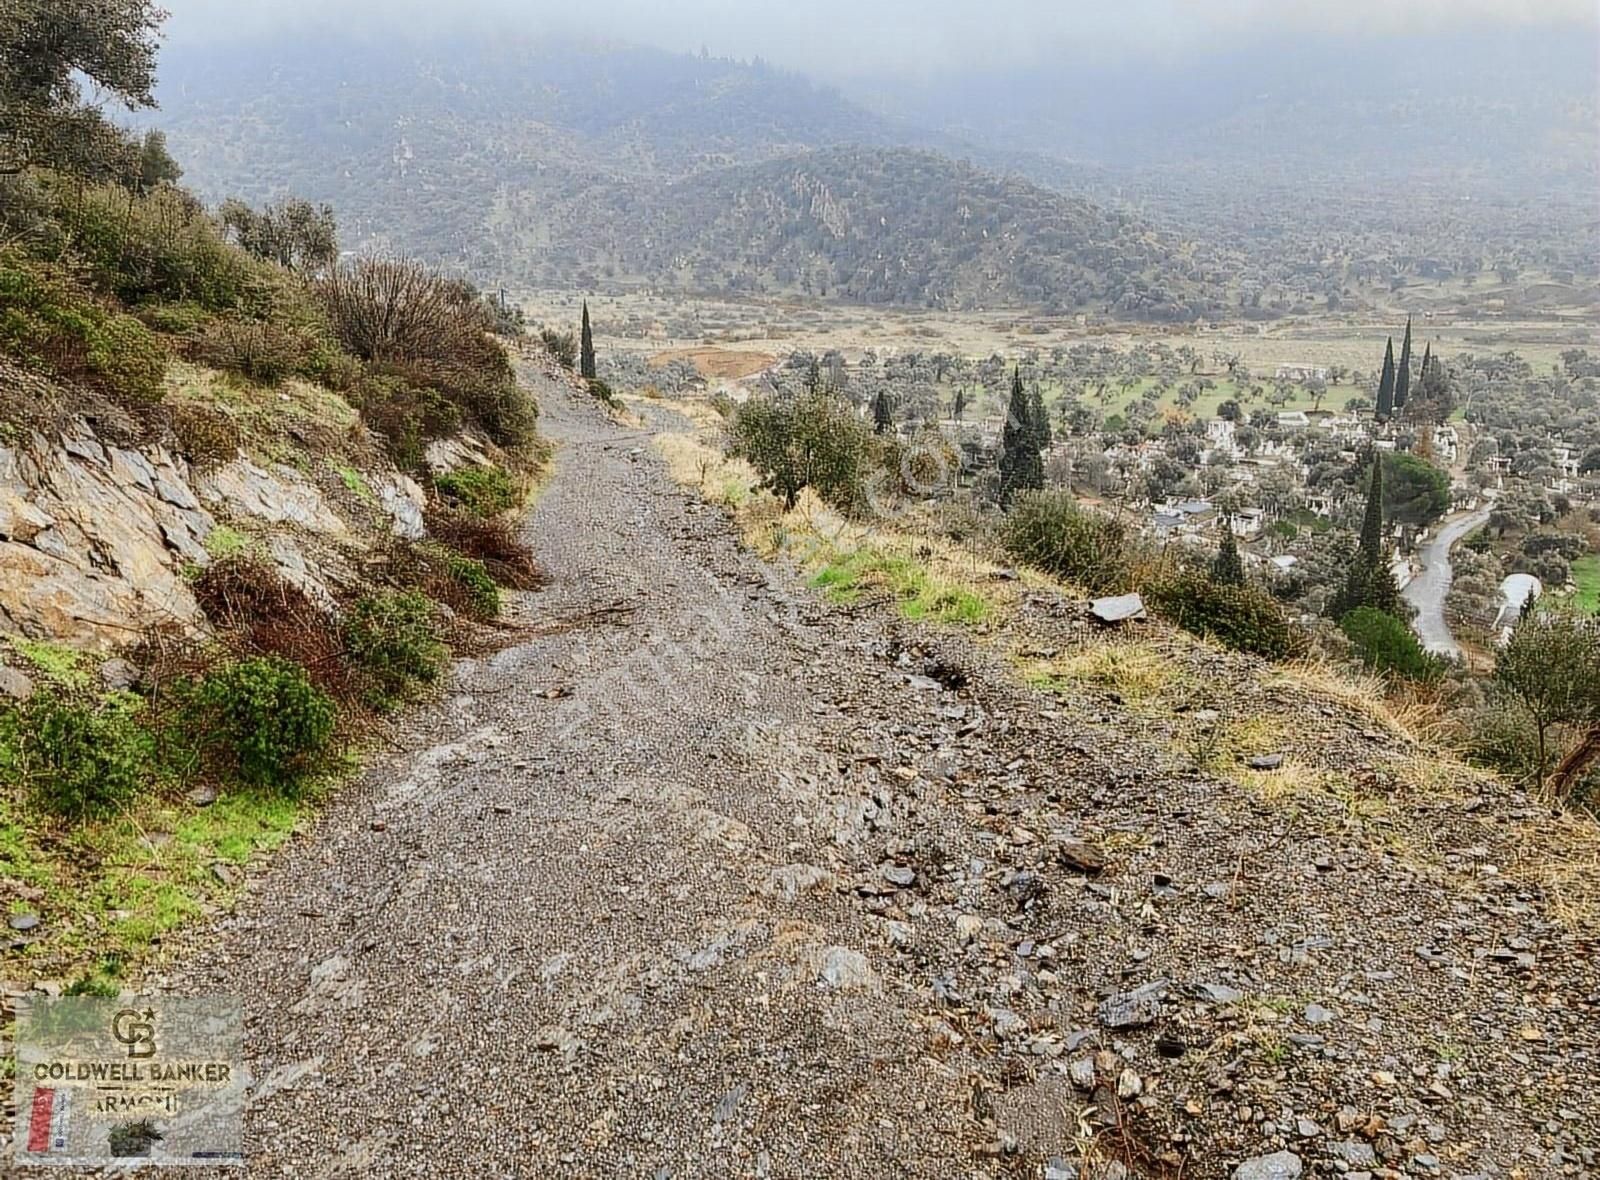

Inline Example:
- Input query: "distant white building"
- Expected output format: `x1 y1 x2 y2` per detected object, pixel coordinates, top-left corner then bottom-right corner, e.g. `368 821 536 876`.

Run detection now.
1275 364 1328 383
1554 444 1581 479
1230 508 1266 537
1276 410 1311 431
1432 425 1460 463
1495 574 1543 637
1305 491 1337 518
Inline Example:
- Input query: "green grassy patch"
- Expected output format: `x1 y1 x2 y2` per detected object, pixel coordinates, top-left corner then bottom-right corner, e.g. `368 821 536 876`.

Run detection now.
202 524 250 559
336 464 373 502
1572 554 1600 614
0 778 314 982
6 638 90 688
809 547 990 625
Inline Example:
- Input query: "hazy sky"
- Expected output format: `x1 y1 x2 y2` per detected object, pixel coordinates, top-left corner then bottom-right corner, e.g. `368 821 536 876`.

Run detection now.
159 0 1598 77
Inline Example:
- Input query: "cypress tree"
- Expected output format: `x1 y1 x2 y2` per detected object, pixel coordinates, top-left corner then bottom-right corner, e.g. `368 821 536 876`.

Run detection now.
805 357 823 395
952 388 967 422
1358 454 1385 566
1395 317 1413 410
1028 383 1052 454
998 367 1043 507
579 301 597 380
1211 520 1246 586
1375 337 1396 420
1334 452 1401 617
872 389 893 435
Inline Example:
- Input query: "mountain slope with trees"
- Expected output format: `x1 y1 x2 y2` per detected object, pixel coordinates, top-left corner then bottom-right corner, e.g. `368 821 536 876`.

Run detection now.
145 37 1222 318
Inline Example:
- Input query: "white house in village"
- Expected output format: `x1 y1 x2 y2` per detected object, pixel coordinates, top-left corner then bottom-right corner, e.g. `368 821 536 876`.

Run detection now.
1276 410 1311 431
1554 444 1581 479
1431 424 1460 463
1230 507 1266 538
1275 364 1328 383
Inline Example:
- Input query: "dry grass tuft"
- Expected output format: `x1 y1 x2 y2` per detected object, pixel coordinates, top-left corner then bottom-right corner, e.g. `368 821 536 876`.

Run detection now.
1505 810 1600 931
1023 640 1187 707
1273 655 1449 744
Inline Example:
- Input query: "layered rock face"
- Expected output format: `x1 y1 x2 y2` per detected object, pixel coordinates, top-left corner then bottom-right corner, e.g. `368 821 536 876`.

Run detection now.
0 428 216 651
0 420 431 652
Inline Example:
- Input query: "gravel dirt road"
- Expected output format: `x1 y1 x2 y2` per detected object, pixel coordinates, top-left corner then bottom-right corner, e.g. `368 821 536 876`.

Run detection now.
154 373 1597 1179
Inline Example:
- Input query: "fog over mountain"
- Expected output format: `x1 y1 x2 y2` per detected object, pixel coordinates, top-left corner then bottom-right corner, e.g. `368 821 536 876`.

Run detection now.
135 1 1598 312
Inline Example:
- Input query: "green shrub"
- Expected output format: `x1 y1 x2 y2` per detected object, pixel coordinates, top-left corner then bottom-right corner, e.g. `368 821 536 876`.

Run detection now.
136 300 210 335
169 403 243 472
1145 569 1306 661
1458 702 1544 785
729 390 868 512
62 183 254 312
438 551 501 620
344 591 447 709
354 374 463 470
191 657 335 791
185 316 310 384
0 251 167 405
12 694 152 820
1002 490 1131 595
587 376 618 406
540 327 577 369
435 465 518 518
1340 607 1443 681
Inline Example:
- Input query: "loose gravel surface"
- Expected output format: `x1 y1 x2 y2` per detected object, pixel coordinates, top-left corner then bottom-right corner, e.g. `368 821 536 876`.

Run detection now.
142 374 1594 1179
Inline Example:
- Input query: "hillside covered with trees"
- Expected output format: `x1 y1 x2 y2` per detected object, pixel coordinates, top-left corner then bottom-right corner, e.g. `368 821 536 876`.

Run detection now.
147 38 1222 319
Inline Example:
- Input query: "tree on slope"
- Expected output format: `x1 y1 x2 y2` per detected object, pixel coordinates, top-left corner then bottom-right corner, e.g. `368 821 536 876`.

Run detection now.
1211 521 1246 587
1494 609 1600 793
1375 337 1396 420
872 388 893 435
1028 383 1053 456
579 301 597 380
1333 452 1400 616
1 0 163 178
998 367 1043 507
1395 316 1413 411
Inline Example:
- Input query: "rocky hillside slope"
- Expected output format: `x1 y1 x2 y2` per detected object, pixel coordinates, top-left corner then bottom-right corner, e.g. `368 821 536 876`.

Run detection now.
96 380 1597 1179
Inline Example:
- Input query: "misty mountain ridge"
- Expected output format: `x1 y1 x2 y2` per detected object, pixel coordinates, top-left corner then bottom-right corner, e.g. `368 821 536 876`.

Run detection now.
147 30 1598 311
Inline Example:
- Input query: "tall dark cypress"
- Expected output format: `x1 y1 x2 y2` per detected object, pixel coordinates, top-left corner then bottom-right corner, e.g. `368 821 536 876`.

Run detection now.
998 367 1043 507
872 389 893 435
1211 521 1246 586
1375 337 1396 420
1395 316 1413 410
1358 454 1385 565
579 301 597 380
1335 452 1401 617
1027 383 1052 454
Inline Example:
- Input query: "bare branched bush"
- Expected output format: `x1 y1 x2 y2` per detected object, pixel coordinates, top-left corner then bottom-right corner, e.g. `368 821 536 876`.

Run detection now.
319 257 494 369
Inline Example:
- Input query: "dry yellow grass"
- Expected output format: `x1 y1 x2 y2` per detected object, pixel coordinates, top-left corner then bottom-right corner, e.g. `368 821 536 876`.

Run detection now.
1505 810 1600 931
1272 656 1449 744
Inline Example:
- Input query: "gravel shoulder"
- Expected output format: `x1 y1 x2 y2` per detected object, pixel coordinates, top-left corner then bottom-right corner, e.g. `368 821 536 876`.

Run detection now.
137 375 1596 1179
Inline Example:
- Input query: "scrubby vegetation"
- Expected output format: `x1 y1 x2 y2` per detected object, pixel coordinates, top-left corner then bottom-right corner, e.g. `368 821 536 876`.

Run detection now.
1144 570 1306 661
1001 490 1131 595
0 0 550 985
1340 607 1442 682
344 591 449 710
435 464 519 518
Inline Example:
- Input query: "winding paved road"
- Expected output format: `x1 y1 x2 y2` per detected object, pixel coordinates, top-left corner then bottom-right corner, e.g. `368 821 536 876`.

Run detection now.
1402 503 1492 656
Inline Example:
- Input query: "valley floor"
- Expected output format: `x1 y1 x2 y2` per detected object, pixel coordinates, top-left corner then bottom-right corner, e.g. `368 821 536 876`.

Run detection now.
141 372 1595 1178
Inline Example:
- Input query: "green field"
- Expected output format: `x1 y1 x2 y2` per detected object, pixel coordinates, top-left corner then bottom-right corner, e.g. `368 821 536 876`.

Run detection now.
1572 554 1600 614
